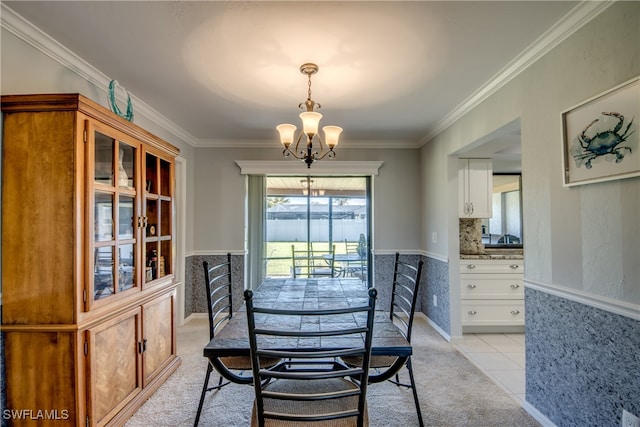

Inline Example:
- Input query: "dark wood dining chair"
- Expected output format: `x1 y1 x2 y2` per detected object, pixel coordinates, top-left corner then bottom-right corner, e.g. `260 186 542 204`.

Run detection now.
194 253 277 426
244 287 378 427
343 252 424 426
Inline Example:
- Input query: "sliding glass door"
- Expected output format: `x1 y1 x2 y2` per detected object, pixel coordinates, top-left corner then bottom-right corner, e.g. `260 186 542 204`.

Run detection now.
263 176 370 284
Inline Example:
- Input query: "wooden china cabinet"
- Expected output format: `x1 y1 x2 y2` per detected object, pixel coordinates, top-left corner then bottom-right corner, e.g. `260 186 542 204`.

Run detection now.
1 94 181 426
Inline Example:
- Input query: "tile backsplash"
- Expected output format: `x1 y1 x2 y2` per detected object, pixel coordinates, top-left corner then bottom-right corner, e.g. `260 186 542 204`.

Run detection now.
459 218 485 254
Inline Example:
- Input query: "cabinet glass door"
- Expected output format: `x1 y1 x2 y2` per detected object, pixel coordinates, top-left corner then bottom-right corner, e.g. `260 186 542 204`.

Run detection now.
91 127 140 304
143 152 173 286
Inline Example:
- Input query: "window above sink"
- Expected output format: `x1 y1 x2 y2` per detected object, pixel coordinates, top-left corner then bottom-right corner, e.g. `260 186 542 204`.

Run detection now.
482 174 523 248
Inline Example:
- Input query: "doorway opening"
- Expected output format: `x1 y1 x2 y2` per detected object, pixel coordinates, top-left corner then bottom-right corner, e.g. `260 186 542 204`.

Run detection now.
264 176 371 284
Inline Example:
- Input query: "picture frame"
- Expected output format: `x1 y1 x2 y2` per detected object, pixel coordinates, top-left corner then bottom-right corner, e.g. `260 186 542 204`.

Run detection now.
561 76 639 187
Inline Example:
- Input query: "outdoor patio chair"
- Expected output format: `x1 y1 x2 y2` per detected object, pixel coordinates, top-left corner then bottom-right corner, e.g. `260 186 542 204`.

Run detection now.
291 244 336 278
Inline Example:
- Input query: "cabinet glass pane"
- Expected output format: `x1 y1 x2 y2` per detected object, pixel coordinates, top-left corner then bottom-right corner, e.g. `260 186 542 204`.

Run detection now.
145 242 158 283
160 240 171 277
94 246 115 299
95 132 114 185
146 199 158 237
160 159 171 197
119 195 135 239
146 154 157 194
118 243 135 292
160 200 171 237
95 193 114 242
118 143 136 189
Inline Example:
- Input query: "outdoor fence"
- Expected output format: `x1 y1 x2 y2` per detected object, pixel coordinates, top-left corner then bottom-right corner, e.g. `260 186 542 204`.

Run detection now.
266 219 366 242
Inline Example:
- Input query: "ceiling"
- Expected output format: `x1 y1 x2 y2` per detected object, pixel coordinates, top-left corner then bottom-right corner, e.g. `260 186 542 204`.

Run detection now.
4 0 581 156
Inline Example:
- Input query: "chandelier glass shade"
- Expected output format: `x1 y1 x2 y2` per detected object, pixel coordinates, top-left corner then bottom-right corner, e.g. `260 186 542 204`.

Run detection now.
277 63 342 168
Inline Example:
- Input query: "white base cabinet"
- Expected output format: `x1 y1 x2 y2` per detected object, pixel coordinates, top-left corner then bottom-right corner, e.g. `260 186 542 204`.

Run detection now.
460 259 524 331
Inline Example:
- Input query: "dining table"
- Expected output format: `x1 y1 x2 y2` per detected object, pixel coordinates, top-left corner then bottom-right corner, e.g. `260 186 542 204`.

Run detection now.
203 277 412 384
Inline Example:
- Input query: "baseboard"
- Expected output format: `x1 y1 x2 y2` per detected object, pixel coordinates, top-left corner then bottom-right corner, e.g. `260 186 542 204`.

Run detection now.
462 325 525 334
522 400 557 427
417 312 452 342
183 312 208 324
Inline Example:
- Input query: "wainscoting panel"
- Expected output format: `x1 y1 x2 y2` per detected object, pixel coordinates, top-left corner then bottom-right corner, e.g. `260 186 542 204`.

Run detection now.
526 287 640 426
421 256 450 337
373 253 416 312
185 254 245 318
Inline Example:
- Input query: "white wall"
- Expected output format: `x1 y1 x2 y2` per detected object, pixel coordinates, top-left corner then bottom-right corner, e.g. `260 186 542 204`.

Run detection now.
192 146 423 253
422 1 639 307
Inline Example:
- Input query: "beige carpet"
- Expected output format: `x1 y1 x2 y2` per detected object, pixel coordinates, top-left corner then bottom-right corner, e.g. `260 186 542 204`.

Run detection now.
125 316 540 427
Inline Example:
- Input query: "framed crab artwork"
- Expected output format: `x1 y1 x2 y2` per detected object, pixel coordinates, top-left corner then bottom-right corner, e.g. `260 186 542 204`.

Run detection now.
562 76 639 187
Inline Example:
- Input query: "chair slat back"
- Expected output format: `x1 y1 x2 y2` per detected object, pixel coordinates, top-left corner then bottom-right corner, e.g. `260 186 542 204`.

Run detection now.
389 253 423 343
291 244 336 278
203 253 233 340
245 287 378 427
345 239 360 254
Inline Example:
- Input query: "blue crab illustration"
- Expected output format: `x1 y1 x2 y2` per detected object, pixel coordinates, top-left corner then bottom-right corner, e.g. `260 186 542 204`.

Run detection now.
573 112 634 169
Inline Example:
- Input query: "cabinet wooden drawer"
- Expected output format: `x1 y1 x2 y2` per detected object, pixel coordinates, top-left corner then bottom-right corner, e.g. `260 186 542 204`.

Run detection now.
460 260 523 274
461 275 523 299
461 300 524 326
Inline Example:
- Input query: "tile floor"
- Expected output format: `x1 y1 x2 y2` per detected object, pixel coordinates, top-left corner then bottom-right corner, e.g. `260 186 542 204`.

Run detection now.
454 333 526 404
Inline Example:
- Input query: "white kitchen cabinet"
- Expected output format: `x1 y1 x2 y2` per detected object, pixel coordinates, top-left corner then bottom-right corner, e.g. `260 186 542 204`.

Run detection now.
459 158 492 218
460 259 524 330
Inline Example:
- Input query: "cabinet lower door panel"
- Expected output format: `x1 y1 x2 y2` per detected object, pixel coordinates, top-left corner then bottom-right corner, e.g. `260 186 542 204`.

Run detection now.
89 308 142 426
142 292 175 385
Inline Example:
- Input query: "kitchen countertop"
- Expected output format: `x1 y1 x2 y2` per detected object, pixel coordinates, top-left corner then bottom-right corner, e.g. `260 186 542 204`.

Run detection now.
460 249 524 260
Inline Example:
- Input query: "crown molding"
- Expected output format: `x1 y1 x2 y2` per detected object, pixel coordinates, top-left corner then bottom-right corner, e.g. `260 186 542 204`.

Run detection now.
235 160 384 176
1 3 199 147
419 0 614 146
194 138 420 149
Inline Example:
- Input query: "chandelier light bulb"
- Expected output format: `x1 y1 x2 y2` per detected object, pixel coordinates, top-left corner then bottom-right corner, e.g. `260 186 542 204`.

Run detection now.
276 124 297 147
323 126 343 148
300 112 322 137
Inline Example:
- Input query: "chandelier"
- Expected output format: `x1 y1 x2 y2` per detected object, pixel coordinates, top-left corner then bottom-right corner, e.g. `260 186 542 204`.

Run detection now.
277 63 342 168
300 178 325 196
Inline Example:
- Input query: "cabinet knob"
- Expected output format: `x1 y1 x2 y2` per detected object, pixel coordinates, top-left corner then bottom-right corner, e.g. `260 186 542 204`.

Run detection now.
509 264 520 269
510 284 520 289
510 310 520 315
468 310 477 315
467 284 477 289
466 264 476 270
